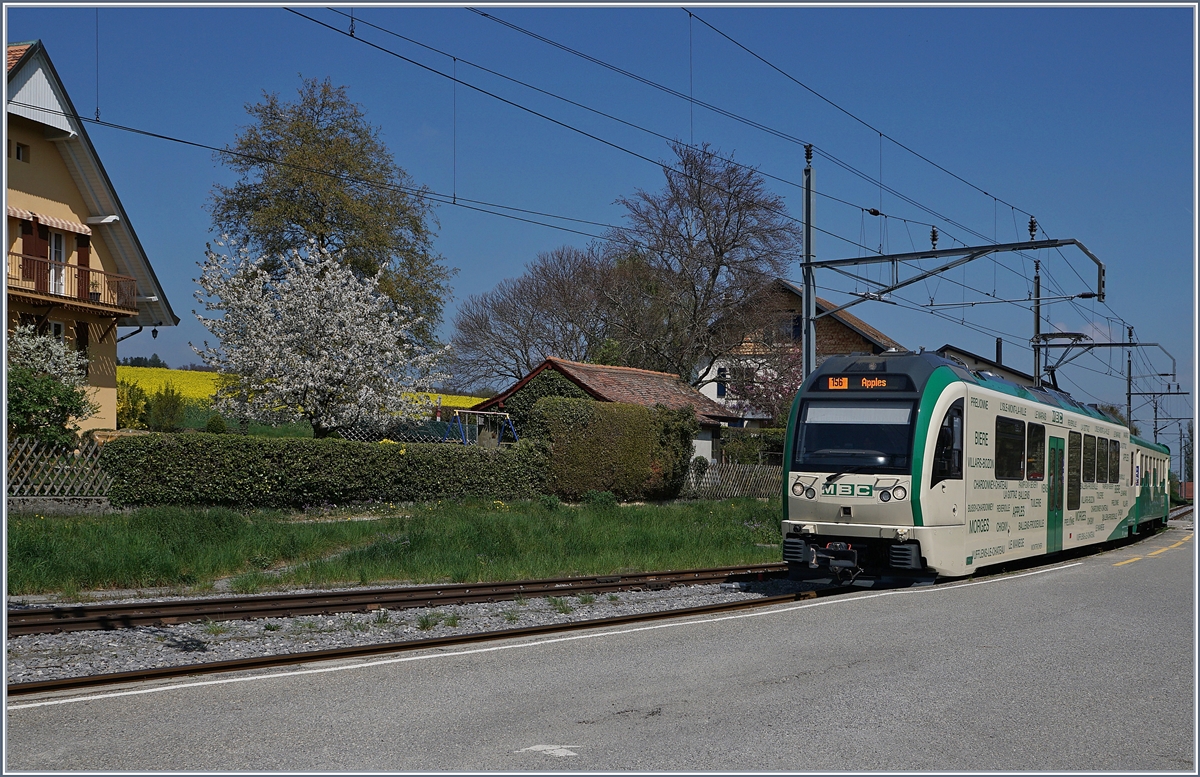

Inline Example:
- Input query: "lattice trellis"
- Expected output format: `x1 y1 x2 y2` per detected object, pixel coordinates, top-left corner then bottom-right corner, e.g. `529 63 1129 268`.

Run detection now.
7 437 112 497
684 463 783 500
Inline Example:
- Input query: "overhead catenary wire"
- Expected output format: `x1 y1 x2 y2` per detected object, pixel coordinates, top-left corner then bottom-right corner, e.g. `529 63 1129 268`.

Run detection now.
685 9 1034 219
288 7 868 254
321 8 925 244
464 6 1048 299
367 6 1168 389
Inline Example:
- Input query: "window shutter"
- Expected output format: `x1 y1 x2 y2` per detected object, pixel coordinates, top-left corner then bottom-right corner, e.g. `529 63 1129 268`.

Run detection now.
32 221 49 293
19 220 34 280
76 235 91 302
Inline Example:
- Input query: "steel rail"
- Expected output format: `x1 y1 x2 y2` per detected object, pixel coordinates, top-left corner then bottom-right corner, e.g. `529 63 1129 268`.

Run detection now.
6 590 819 697
7 564 789 636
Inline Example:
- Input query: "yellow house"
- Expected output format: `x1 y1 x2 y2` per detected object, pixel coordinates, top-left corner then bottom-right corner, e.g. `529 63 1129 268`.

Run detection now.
7 40 176 431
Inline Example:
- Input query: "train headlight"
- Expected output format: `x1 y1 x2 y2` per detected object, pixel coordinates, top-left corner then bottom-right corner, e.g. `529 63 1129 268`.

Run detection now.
804 488 816 500
791 481 805 497
879 490 892 503
892 486 907 501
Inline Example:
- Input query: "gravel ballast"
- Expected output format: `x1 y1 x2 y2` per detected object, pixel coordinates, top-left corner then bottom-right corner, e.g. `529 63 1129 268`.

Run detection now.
6 579 813 685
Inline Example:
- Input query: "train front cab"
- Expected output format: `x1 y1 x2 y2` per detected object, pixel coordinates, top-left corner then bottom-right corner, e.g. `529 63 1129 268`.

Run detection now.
781 354 971 582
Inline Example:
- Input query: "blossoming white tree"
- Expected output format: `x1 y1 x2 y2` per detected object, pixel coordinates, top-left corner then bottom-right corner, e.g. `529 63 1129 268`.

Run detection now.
193 243 447 438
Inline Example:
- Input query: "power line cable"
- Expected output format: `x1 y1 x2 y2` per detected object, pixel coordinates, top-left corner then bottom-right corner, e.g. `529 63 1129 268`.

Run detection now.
325 7 911 227
465 7 1038 288
289 7 883 256
685 9 1034 218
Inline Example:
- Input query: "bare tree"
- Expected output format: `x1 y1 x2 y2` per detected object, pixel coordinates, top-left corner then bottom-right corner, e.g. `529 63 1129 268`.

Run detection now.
449 245 613 390
603 141 803 385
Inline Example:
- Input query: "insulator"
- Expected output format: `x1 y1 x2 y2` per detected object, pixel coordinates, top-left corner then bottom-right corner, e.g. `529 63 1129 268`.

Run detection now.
930 226 939 250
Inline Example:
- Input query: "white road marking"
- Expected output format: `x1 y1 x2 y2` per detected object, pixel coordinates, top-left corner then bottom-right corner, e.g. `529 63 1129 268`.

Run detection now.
7 562 1083 711
518 744 580 757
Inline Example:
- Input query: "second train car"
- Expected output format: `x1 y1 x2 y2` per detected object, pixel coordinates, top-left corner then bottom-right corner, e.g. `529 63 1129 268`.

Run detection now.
781 351 1170 581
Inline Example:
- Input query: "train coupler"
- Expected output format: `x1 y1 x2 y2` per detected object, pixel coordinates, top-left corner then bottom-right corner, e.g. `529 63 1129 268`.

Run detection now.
807 542 863 585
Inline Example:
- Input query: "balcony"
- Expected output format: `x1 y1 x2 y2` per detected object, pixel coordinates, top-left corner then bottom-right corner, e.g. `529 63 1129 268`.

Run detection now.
7 252 138 315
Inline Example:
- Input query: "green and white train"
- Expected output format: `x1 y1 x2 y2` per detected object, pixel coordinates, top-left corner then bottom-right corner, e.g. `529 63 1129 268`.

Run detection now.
782 352 1171 581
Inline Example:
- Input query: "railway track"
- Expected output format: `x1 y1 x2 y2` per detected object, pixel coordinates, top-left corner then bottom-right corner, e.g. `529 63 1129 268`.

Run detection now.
6 563 789 637
7 587 824 698
10 517 1189 700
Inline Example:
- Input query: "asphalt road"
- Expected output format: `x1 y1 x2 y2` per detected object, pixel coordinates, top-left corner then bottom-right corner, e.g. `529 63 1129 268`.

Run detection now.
7 524 1194 771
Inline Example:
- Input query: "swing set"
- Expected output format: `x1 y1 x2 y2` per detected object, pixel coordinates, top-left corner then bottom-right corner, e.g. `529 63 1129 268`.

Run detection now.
440 410 519 446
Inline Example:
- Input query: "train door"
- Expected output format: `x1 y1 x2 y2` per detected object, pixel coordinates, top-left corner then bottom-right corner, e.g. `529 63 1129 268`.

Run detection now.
1047 436 1065 553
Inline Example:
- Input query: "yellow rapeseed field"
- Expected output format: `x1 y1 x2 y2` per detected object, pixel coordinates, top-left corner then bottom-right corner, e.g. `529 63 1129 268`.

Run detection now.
116 366 487 407
116 366 220 400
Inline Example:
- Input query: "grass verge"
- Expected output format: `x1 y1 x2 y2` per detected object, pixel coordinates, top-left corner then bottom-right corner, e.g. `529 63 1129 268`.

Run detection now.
7 498 782 596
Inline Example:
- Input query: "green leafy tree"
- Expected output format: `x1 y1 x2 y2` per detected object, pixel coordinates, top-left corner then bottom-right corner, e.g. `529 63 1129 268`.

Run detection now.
1184 420 1194 487
6 325 96 446
118 354 169 368
209 76 454 343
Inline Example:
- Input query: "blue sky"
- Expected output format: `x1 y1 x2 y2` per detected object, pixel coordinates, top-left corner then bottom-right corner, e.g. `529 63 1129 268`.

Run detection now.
6 4 1194 452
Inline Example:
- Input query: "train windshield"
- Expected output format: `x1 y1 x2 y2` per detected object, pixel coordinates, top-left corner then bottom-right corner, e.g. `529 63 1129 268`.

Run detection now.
793 400 915 474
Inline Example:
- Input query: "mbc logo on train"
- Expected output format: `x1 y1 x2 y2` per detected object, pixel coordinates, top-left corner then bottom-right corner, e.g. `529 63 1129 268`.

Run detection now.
822 483 874 497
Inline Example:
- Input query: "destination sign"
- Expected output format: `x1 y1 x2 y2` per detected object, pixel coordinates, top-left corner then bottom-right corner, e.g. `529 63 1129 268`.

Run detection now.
823 375 907 391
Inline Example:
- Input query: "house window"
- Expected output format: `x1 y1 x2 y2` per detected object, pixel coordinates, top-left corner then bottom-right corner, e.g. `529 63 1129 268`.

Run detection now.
14 142 30 162
716 367 727 398
48 321 65 341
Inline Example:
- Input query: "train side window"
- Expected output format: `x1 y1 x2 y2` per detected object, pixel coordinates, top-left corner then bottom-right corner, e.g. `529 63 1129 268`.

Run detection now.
931 399 963 486
995 416 1025 480
1095 437 1109 485
1109 440 1120 484
1068 432 1082 510
1026 423 1045 481
1082 434 1096 483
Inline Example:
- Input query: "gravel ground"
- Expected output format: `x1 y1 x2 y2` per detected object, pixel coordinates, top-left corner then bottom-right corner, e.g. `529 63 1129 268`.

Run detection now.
6 578 815 684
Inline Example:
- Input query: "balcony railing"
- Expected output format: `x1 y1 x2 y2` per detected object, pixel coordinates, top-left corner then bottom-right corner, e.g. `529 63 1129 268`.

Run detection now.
7 252 138 312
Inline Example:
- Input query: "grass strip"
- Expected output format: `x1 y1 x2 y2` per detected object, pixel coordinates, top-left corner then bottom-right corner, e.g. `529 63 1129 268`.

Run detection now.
6 499 782 596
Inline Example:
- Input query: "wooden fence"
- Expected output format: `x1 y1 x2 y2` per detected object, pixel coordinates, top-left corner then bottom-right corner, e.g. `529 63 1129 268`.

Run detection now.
6 437 111 497
684 462 783 500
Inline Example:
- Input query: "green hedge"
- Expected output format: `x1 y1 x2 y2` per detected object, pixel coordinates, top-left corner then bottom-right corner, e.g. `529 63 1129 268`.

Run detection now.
721 427 786 466
501 370 591 436
99 434 548 508
532 398 697 501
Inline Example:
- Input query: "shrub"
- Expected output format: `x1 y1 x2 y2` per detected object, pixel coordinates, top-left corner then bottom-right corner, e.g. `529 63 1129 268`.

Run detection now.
721 427 786 466
501 370 592 437
7 367 95 447
146 382 186 432
582 489 618 509
116 380 149 430
99 434 549 508
532 398 698 501
205 413 228 434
